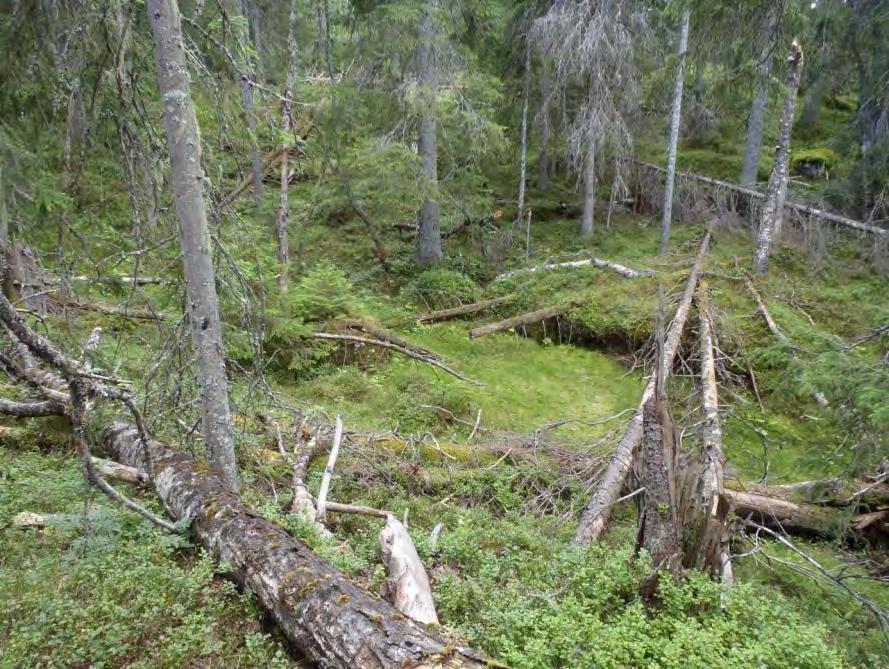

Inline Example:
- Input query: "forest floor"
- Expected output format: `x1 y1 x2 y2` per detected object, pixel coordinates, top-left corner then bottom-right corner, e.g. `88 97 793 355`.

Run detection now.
2 206 888 667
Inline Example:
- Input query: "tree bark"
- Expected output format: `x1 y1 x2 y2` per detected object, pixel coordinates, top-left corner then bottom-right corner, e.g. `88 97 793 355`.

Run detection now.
469 304 573 339
659 9 690 255
380 515 439 625
147 0 238 490
689 280 731 581
574 232 710 545
417 296 515 324
100 423 489 669
515 40 531 230
752 41 804 275
537 63 551 191
276 0 299 291
739 9 777 188
416 0 442 265
580 136 596 237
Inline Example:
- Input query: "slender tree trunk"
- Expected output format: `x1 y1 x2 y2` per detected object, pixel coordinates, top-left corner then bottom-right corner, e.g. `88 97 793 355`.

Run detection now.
580 136 596 236
659 9 690 256
147 0 238 491
515 40 531 229
416 0 442 265
537 61 551 191
234 1 263 205
740 11 777 188
276 0 299 291
752 41 804 275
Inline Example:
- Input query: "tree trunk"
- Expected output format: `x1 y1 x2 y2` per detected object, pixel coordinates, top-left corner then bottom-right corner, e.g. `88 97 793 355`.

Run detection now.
515 40 531 230
687 280 732 581
416 0 442 265
147 0 238 491
276 0 299 291
574 232 710 545
233 1 263 205
739 9 777 189
469 304 573 339
537 63 551 191
100 423 488 669
752 41 804 275
659 9 690 256
580 137 596 237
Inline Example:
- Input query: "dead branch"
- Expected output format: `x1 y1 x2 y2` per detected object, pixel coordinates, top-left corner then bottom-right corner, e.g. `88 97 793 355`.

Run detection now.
0 397 66 416
494 256 652 281
315 415 343 522
308 332 480 385
417 296 515 324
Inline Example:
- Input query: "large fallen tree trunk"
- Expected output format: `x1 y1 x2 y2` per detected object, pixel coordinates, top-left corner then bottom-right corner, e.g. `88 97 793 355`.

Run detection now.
574 232 711 545
101 422 488 669
417 296 515 324
469 304 573 340
634 160 889 238
494 256 651 282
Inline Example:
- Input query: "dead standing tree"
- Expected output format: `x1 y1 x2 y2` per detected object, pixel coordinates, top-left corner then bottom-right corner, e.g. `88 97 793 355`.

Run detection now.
533 0 639 237
752 40 804 274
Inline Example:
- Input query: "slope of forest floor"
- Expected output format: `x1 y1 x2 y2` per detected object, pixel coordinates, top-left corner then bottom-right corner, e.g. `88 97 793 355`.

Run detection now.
2 208 888 667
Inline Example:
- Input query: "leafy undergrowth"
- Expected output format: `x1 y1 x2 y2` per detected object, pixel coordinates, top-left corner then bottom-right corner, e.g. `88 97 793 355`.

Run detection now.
2 209 888 668
0 447 296 669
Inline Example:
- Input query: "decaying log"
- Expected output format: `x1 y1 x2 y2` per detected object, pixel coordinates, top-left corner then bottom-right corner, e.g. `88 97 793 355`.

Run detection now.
308 332 480 385
494 256 651 282
69 300 169 321
417 296 515 324
380 515 439 625
574 232 711 545
91 456 148 485
325 501 392 518
723 488 844 537
689 281 732 581
0 397 66 416
469 304 573 339
101 422 489 669
634 160 889 237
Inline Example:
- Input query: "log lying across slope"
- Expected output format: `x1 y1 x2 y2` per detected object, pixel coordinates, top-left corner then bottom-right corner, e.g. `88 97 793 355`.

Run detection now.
574 232 711 546
494 256 651 281
635 160 889 237
417 296 515 324
101 423 488 669
469 304 573 339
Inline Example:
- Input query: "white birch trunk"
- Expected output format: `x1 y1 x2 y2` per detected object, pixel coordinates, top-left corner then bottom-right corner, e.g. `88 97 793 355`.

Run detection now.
659 9 690 256
147 0 238 490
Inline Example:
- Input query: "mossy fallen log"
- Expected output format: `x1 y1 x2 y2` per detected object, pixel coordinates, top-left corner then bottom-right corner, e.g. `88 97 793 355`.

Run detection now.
101 422 491 669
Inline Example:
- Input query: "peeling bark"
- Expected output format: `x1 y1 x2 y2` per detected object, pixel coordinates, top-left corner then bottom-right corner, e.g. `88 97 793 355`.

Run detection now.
380 515 439 625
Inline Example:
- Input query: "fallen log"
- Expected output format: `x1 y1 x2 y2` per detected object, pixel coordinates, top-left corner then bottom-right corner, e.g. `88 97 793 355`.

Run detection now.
417 296 515 324
634 160 889 237
494 256 651 282
0 397 66 416
724 488 845 537
574 232 711 545
469 304 573 339
101 422 489 669
91 456 148 485
308 332 480 385
69 300 169 321
217 146 288 211
334 320 442 361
